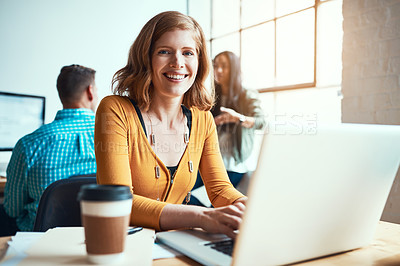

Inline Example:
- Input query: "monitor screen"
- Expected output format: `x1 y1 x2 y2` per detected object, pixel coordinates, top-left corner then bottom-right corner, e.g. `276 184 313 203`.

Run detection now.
0 92 46 151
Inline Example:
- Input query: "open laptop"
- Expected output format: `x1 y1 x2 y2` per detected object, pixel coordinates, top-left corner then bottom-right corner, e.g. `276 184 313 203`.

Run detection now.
156 123 400 266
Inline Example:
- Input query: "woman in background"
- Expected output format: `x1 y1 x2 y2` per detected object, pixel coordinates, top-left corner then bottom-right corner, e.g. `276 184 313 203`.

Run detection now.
94 11 246 238
188 51 265 206
212 51 266 187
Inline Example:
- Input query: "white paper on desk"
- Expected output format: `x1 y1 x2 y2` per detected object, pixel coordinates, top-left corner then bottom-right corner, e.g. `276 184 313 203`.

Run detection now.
19 227 86 266
152 243 181 259
15 227 154 266
8 232 44 254
2 232 44 266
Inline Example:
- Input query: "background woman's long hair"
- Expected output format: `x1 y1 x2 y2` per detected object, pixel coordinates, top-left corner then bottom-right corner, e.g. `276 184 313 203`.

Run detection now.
213 51 243 114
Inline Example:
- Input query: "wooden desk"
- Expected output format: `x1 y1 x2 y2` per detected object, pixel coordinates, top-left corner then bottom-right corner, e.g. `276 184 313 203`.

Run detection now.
1 221 400 265
0 236 10 261
153 221 400 266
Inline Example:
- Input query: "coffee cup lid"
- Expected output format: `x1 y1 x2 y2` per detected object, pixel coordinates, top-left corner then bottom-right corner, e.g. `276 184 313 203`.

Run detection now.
78 184 133 201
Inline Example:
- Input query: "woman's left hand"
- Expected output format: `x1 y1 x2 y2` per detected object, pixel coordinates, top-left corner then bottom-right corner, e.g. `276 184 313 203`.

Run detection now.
214 107 242 126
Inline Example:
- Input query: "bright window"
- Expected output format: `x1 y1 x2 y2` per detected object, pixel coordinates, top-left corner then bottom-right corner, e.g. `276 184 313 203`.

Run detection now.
241 22 275 89
188 0 343 123
210 0 342 92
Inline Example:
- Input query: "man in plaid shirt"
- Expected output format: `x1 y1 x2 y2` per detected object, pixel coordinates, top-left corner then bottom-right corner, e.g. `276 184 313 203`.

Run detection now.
0 65 98 236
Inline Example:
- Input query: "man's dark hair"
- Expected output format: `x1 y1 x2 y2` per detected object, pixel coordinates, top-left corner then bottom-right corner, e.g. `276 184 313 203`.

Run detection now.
56 64 96 105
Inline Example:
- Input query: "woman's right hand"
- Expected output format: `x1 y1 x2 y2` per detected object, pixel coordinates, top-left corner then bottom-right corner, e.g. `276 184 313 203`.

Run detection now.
159 201 246 238
198 201 246 238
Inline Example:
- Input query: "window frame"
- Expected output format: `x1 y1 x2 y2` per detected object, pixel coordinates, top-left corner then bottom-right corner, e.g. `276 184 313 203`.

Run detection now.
209 0 337 93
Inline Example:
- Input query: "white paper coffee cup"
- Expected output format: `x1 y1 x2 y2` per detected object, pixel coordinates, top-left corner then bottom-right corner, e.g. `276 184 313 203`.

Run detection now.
78 184 133 264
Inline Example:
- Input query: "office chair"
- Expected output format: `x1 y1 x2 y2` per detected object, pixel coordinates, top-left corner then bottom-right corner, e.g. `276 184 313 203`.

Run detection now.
33 174 97 232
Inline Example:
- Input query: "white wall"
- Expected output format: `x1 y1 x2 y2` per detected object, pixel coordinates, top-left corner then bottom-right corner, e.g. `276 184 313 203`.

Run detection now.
0 0 187 123
0 0 187 166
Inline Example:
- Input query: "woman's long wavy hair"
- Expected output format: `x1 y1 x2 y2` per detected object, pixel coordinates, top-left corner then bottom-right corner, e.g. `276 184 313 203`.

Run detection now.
112 11 214 111
214 51 243 108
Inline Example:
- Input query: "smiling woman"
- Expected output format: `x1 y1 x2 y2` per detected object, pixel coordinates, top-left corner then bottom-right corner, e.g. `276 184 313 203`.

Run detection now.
111 11 212 112
151 30 199 100
94 11 247 239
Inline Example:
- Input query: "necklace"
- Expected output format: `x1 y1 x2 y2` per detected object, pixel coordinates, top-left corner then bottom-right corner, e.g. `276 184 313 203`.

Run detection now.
146 110 193 203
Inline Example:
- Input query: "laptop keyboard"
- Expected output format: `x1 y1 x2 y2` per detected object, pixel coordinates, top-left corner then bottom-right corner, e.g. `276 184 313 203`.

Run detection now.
204 239 235 256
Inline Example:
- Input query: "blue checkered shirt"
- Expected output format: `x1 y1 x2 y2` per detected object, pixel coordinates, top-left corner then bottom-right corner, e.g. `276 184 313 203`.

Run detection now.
4 108 96 231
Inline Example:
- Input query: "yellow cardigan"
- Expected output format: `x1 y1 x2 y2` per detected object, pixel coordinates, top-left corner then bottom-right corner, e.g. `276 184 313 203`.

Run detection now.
94 95 244 230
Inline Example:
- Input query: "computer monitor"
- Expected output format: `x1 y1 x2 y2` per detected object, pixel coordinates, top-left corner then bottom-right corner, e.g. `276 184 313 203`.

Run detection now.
0 92 46 151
